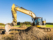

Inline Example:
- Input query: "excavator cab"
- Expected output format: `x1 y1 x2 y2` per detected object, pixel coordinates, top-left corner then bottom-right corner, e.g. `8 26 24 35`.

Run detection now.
33 17 46 27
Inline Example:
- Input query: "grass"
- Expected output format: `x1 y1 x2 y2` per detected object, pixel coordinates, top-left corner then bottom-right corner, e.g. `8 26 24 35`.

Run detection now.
26 25 31 27
13 25 21 27
46 24 53 27
0 25 5 27
13 24 53 28
13 25 31 27
0 24 53 28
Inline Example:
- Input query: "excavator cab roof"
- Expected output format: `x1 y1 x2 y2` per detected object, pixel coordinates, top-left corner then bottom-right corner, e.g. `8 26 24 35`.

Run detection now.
34 17 42 19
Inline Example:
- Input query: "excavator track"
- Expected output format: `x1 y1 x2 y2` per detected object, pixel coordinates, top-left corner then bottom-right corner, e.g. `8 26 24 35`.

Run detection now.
44 28 51 32
38 27 51 32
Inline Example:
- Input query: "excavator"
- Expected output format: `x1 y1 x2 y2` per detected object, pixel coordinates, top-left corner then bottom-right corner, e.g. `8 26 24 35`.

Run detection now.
11 4 51 31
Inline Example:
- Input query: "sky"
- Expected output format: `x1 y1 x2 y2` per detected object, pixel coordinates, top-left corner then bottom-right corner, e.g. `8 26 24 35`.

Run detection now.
0 0 53 24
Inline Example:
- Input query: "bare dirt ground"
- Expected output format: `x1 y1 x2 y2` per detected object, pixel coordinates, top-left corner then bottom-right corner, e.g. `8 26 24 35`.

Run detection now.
46 28 53 36
0 25 53 40
0 25 53 35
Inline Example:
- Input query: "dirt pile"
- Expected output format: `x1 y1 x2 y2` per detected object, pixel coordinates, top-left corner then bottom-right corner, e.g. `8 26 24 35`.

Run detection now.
18 26 47 40
1 26 51 40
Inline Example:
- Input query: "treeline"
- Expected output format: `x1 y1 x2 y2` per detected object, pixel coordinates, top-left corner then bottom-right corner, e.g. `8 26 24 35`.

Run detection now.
17 22 53 25
17 22 32 25
0 22 32 25
0 22 53 25
0 23 5 25
46 23 53 25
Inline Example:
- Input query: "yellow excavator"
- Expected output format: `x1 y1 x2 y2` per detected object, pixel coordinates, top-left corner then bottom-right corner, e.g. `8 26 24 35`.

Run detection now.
11 4 46 27
11 4 51 31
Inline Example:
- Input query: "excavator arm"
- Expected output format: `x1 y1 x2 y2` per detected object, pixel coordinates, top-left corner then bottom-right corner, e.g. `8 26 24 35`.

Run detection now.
11 4 36 25
15 7 36 18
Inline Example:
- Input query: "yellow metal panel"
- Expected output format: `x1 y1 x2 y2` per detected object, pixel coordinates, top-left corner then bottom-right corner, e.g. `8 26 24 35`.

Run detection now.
36 25 46 27
43 21 46 23
11 4 17 25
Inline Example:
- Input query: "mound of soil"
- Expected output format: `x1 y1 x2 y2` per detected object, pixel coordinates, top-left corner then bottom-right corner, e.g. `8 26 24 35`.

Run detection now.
0 26 50 40
18 26 47 40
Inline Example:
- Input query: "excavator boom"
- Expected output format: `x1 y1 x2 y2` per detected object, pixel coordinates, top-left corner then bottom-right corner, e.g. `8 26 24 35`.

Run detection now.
15 7 36 18
11 4 36 25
